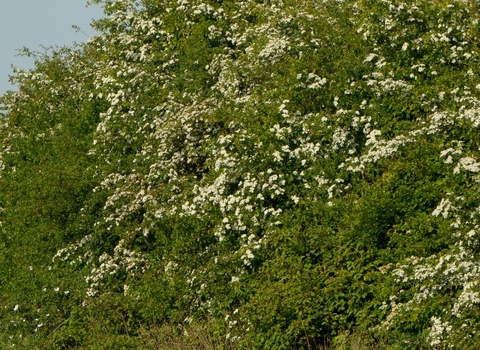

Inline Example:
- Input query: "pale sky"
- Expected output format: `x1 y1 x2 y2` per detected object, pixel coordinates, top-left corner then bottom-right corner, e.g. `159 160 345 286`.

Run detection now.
0 1 104 97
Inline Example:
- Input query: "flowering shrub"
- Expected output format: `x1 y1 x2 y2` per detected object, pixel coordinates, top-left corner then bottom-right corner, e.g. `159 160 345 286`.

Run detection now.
1 0 480 348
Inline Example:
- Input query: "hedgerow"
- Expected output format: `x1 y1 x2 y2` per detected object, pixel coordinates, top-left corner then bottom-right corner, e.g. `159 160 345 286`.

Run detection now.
1 0 479 348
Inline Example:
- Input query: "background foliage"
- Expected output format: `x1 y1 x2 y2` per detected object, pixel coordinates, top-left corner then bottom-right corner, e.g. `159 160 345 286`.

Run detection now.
1 0 480 348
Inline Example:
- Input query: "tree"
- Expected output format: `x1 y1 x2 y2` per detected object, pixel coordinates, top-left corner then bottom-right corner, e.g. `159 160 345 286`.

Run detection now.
1 0 480 348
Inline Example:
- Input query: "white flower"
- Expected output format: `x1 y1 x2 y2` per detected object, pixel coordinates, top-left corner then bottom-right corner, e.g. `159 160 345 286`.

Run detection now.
432 198 452 219
364 53 377 62
454 157 480 174
272 151 282 162
365 130 381 146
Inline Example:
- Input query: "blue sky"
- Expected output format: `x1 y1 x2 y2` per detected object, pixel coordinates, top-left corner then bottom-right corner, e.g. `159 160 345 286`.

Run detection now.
0 1 105 97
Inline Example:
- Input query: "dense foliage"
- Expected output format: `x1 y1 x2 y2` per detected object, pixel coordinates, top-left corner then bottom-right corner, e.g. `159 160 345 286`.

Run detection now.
1 0 480 348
